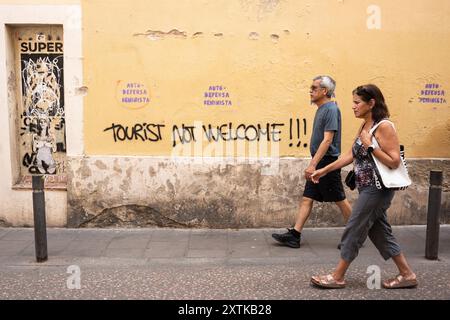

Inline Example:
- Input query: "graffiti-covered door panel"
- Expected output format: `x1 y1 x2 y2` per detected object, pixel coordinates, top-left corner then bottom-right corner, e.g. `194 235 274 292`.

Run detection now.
14 26 66 187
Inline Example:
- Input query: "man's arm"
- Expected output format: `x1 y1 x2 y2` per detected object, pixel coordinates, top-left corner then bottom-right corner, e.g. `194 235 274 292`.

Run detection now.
310 147 354 183
304 131 334 180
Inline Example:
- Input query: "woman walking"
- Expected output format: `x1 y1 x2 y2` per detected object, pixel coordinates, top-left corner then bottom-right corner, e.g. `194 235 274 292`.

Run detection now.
309 84 418 289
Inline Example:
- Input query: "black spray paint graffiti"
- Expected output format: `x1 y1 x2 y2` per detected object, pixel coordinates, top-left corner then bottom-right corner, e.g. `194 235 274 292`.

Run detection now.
289 118 307 148
172 124 196 146
103 123 166 142
20 114 66 174
103 118 308 148
187 123 285 145
20 52 65 175
22 54 64 118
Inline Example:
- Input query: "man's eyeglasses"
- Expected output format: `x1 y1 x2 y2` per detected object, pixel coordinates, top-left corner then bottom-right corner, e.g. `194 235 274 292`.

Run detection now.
310 85 324 92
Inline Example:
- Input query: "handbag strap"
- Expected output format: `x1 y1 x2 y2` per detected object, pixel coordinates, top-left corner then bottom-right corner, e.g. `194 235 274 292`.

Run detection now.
369 119 395 135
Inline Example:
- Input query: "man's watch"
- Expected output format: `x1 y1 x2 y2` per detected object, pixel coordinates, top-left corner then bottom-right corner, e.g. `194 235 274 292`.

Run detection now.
367 144 377 153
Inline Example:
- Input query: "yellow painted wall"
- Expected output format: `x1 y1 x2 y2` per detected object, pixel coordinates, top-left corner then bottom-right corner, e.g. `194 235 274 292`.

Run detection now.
0 0 78 4
83 0 450 158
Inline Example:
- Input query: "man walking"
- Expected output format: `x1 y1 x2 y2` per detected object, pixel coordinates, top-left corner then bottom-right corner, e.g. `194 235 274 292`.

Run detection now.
272 75 351 248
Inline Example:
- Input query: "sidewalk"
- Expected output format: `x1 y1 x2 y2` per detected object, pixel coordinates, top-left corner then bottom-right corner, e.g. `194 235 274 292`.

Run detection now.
0 225 449 299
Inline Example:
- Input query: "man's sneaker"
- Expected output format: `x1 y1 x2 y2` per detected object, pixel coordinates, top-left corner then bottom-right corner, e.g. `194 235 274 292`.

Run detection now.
271 228 301 248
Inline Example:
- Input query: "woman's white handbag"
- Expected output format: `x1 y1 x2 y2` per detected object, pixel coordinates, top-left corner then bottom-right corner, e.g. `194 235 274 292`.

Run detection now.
369 120 412 190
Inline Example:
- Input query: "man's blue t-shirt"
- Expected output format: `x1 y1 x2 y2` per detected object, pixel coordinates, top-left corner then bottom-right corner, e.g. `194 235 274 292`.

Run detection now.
309 101 342 157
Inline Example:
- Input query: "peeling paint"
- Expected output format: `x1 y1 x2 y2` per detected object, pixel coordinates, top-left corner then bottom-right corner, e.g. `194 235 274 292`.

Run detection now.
134 29 187 40
7 71 16 92
192 32 203 38
270 34 279 42
249 32 259 40
67 157 450 228
166 180 175 195
113 159 122 174
258 0 280 12
75 198 244 228
126 167 132 177
75 86 88 96
80 205 188 228
78 164 92 179
116 168 131 192
94 160 107 170
0 218 12 227
158 162 167 169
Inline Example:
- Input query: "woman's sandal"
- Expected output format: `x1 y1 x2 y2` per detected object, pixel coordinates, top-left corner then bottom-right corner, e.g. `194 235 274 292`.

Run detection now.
311 274 346 289
382 274 418 289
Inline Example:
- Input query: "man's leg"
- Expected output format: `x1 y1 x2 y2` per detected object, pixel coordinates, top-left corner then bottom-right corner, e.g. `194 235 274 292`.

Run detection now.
271 197 314 248
293 196 314 232
335 199 351 223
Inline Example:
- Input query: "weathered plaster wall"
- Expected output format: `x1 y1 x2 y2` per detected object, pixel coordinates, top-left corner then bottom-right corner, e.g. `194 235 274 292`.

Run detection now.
67 157 450 228
82 0 450 159
1 1 449 228
74 0 449 228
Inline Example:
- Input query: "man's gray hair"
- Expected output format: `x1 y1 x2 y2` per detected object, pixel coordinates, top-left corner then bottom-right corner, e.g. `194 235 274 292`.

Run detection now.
313 75 336 98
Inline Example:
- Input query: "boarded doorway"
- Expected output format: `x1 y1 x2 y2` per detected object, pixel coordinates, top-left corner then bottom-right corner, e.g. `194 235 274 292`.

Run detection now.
11 25 66 189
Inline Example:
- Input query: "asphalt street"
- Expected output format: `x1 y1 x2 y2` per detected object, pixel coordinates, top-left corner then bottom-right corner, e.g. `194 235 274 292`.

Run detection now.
0 225 449 300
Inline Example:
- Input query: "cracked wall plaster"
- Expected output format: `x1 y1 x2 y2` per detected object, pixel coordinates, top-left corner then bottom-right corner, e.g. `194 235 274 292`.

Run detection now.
134 29 187 40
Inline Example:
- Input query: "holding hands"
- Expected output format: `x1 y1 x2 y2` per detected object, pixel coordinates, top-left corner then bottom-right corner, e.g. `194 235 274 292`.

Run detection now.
310 168 326 184
304 164 316 181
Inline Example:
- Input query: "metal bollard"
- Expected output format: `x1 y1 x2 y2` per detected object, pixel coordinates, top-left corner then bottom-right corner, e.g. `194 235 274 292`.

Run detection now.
32 175 48 262
425 170 443 260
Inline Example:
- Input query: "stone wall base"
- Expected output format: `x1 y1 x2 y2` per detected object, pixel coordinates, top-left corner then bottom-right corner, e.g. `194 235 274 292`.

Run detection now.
66 156 449 228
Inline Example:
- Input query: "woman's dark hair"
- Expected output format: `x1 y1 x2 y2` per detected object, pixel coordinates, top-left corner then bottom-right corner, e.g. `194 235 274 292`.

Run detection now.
352 84 390 122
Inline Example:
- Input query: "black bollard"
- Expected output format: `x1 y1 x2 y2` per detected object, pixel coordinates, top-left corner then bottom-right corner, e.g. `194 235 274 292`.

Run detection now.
32 175 48 262
425 170 443 260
